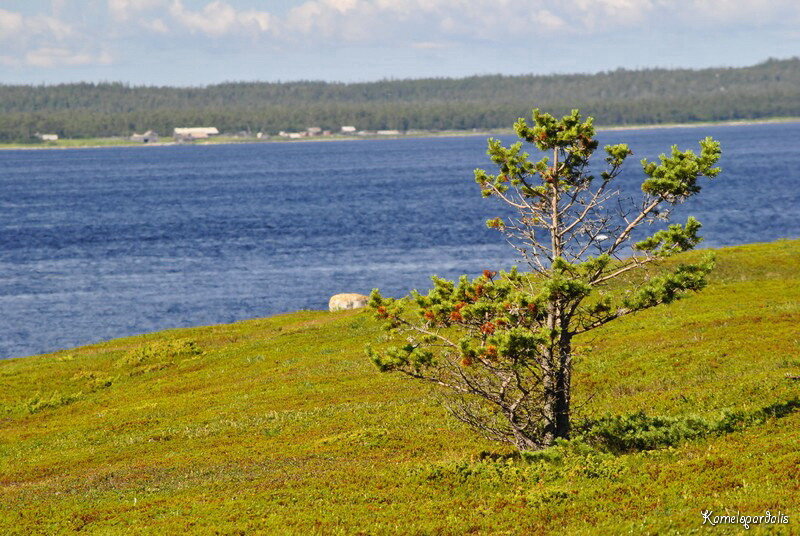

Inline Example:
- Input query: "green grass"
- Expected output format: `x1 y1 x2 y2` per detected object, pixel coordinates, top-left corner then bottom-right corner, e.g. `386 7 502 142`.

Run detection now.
0 138 141 149
1 240 798 534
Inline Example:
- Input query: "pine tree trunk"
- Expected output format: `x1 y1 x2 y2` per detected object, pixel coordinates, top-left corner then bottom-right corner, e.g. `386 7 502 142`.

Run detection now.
540 145 571 448
541 337 572 448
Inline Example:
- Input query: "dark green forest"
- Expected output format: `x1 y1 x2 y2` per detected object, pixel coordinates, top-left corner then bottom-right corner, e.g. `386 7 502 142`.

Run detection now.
1 58 798 141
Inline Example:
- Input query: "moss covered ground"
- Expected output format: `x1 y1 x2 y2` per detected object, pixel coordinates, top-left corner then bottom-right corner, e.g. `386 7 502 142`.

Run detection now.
1 240 798 534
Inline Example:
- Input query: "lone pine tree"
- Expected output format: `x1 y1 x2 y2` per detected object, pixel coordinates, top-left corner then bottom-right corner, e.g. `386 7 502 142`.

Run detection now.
367 109 721 450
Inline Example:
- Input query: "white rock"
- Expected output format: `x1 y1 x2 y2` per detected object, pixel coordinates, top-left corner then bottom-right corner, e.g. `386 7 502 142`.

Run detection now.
329 293 369 312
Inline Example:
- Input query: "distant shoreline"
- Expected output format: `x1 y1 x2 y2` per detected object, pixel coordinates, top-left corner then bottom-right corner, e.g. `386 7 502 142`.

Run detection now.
2 116 799 151
596 116 800 131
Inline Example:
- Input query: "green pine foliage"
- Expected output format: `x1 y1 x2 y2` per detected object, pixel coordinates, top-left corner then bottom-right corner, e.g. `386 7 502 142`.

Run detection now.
578 397 800 454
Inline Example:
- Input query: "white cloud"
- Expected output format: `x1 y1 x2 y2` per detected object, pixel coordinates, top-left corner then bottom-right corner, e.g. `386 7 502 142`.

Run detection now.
109 0 166 22
142 18 169 34
327 0 360 14
285 2 326 35
412 41 453 49
0 7 112 69
238 11 272 33
5 0 800 73
28 15 74 40
170 1 237 36
0 9 73 40
95 0 800 49
273 0 569 43
575 0 654 27
1 48 112 68
536 9 566 31
26 48 113 68
169 1 272 37
687 0 800 25
0 9 27 36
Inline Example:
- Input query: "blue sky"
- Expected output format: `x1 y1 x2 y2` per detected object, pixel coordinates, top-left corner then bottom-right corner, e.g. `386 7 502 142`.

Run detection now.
1 0 799 86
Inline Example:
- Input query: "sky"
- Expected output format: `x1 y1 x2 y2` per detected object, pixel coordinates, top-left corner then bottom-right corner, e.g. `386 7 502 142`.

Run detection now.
1 0 799 86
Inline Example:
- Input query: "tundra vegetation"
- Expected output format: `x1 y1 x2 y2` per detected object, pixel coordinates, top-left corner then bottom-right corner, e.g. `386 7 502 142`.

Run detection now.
367 109 721 450
0 240 798 533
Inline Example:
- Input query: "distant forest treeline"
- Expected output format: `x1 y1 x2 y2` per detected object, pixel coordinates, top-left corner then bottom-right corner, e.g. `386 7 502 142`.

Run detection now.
1 58 799 141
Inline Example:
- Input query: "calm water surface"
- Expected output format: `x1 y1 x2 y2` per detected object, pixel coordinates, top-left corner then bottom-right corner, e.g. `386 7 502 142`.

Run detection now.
1 122 799 358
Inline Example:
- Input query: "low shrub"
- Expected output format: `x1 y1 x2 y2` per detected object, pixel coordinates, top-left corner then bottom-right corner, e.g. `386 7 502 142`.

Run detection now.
25 391 83 414
71 370 115 391
715 398 800 433
417 440 629 490
579 397 800 453
579 412 713 453
115 339 203 375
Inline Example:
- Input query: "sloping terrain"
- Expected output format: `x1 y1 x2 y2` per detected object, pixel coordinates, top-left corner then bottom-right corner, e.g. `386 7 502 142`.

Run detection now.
1 240 798 534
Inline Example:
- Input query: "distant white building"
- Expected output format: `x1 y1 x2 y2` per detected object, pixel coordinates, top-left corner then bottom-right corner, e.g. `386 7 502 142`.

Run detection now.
173 127 219 141
279 131 308 138
341 126 356 133
36 133 59 141
130 130 159 143
306 127 322 136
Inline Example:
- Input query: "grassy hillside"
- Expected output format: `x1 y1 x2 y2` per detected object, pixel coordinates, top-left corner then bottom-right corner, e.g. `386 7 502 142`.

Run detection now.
1 240 798 534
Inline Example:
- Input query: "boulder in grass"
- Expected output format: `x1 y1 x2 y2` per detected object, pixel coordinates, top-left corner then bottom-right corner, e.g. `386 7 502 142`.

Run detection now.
329 293 369 312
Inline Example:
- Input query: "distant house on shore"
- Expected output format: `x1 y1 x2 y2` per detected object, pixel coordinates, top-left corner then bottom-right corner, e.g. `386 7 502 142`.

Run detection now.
341 126 356 134
278 130 308 139
36 133 59 141
173 127 219 141
306 127 322 136
130 130 159 143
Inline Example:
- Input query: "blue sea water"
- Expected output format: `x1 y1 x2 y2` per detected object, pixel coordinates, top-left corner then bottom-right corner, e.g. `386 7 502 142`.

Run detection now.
1 122 799 359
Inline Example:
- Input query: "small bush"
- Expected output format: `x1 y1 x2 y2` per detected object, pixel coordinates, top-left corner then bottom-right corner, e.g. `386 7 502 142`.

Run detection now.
417 458 530 486
72 370 115 391
115 339 203 375
25 391 83 414
88 376 114 390
526 488 573 506
579 397 800 453
715 398 800 433
580 412 713 453
417 440 628 490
